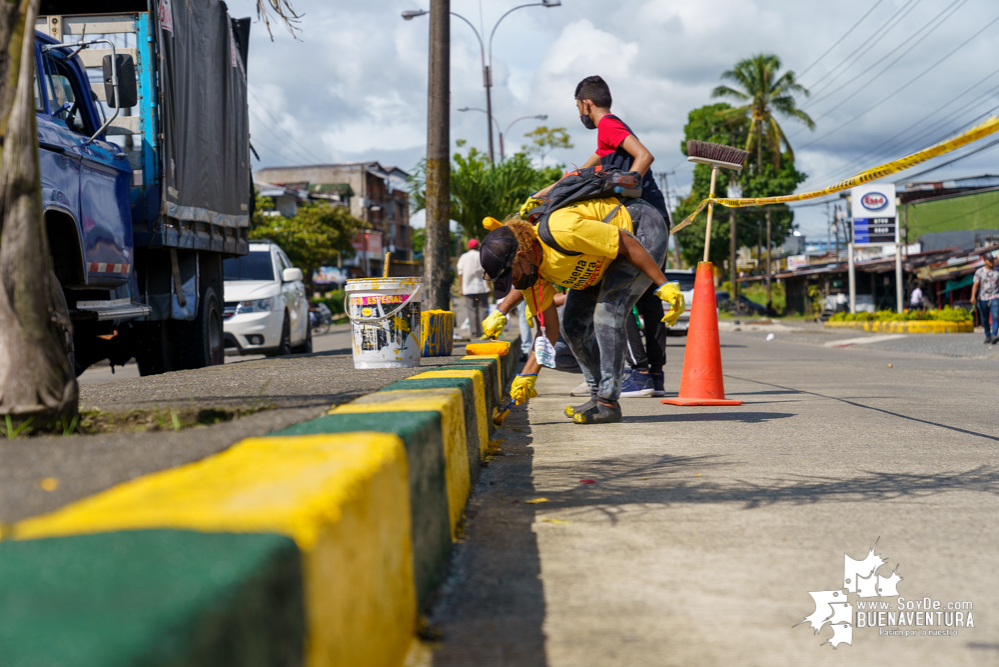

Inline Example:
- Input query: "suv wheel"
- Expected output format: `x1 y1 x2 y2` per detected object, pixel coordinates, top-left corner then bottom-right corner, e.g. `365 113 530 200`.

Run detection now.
267 313 293 357
293 318 313 354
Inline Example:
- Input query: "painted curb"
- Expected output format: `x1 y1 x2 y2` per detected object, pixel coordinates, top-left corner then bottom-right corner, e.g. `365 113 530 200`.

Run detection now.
824 320 973 333
3 350 516 667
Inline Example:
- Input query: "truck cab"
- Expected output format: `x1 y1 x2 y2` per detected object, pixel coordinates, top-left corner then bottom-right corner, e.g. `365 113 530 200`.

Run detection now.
36 0 252 375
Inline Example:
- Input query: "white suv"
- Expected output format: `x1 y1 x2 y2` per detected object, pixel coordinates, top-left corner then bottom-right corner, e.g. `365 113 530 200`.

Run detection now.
662 269 696 334
223 241 311 356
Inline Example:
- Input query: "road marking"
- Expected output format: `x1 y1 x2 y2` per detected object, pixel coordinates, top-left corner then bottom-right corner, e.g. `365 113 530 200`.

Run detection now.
825 334 907 348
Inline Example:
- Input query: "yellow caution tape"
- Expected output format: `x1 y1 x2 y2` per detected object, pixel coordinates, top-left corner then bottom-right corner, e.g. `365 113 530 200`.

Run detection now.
671 116 999 234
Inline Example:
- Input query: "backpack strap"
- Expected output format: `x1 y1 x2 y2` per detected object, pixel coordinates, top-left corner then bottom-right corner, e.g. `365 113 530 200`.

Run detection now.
537 202 624 257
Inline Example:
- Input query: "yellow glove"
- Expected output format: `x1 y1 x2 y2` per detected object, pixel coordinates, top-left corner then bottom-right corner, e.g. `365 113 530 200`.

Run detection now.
483 216 503 231
510 374 538 405
519 196 543 219
656 281 685 327
481 309 507 339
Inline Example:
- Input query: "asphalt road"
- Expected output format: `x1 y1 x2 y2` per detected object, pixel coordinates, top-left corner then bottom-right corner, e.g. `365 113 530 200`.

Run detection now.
430 327 999 666
76 324 354 384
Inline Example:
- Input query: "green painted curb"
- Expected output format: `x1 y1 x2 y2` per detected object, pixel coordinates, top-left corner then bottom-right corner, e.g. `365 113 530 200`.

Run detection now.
384 378 483 482
0 530 304 667
271 411 450 613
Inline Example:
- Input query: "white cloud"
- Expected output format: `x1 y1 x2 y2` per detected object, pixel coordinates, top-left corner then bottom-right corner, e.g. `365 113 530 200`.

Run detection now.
246 0 999 237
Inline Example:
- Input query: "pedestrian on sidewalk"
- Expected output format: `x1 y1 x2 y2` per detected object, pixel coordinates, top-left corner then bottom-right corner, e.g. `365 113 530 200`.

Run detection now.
909 283 924 311
972 252 999 344
457 239 490 339
480 196 683 425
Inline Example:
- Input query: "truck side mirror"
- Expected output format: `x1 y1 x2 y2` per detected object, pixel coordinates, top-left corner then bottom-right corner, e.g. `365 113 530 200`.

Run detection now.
103 54 137 108
282 268 303 283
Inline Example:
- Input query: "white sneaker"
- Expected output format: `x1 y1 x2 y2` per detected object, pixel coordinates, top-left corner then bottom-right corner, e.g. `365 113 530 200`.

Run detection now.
570 381 591 397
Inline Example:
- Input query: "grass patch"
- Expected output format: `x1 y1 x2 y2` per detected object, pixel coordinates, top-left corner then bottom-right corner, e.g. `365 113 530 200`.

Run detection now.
828 307 971 323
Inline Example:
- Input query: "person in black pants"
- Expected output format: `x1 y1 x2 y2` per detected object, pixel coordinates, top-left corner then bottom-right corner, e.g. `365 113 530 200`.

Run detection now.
622 287 668 397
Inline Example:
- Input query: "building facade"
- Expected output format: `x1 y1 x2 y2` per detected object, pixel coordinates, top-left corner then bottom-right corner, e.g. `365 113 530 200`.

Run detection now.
254 162 412 277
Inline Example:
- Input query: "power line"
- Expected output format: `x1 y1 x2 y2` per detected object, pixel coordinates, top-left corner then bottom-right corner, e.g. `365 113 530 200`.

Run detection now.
248 108 326 166
795 0 886 80
895 136 999 182
799 69 999 189
798 0 922 99
801 0 967 118
797 12 999 152
248 89 329 165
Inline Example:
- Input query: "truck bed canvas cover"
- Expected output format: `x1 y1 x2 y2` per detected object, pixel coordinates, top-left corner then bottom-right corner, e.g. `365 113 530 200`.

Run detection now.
157 0 250 230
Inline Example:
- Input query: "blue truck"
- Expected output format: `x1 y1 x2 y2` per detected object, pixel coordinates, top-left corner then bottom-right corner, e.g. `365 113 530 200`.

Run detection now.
34 0 251 375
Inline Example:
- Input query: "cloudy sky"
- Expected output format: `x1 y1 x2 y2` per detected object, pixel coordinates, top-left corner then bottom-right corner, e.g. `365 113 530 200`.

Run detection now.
244 0 999 239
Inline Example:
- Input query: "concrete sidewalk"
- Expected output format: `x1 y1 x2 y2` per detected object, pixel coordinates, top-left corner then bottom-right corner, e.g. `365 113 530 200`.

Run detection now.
430 331 999 666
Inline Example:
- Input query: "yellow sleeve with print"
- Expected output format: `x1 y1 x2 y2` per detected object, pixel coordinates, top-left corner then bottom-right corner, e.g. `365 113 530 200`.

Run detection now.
522 280 555 323
546 197 633 257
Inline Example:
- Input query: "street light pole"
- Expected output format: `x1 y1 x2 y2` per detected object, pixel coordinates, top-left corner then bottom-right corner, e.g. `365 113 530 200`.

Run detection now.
425 0 451 311
404 2 560 163
458 108 546 161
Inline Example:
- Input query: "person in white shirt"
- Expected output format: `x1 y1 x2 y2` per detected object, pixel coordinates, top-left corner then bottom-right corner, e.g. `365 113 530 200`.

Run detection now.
456 239 490 338
909 284 923 310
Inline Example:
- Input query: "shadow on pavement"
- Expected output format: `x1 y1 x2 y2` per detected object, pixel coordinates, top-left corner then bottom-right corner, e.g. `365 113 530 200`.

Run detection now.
429 405 549 667
520 453 999 514
624 411 796 425
727 375 999 443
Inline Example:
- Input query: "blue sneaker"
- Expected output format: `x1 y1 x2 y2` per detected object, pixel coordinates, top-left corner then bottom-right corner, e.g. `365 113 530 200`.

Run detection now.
620 368 654 398
651 373 666 397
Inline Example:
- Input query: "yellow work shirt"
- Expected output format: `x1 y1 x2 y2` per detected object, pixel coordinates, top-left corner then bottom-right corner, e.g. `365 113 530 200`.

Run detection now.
522 197 633 320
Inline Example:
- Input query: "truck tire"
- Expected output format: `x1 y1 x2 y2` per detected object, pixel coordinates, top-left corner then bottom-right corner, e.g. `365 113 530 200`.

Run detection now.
134 321 175 376
173 285 225 369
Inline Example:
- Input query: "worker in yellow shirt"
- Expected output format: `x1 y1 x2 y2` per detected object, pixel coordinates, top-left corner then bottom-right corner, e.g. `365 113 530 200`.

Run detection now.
480 196 683 424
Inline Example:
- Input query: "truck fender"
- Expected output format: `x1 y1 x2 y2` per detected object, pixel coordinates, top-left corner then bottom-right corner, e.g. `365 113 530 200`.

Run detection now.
44 206 86 289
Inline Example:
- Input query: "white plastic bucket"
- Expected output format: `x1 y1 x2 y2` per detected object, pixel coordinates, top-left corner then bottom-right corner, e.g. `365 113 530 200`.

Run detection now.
344 277 423 369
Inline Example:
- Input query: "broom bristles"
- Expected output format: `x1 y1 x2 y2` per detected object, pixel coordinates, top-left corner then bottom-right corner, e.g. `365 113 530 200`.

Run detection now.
686 140 749 169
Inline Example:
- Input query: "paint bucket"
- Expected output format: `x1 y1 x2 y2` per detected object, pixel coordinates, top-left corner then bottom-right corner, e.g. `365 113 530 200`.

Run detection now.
345 277 423 369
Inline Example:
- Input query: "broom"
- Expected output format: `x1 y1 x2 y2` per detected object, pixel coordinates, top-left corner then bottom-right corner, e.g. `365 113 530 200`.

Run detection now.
686 141 749 262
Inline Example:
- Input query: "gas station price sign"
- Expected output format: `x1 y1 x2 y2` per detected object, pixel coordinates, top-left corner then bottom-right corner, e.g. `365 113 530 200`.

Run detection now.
851 184 897 246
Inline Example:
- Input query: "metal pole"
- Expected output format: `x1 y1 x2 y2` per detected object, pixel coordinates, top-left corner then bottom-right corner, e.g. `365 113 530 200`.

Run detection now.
484 65 494 162
729 208 737 305
499 131 504 162
766 207 772 305
848 243 856 314
425 0 451 310
895 205 903 313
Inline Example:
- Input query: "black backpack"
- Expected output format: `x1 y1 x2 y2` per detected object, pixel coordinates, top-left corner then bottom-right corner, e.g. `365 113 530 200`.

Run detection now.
527 166 642 256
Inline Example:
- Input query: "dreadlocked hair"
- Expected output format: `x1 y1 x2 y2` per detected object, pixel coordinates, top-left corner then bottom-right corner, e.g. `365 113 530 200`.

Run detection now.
503 218 538 255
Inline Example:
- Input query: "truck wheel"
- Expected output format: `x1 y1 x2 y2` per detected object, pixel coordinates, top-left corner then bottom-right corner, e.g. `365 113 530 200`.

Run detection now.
174 286 225 369
134 321 175 376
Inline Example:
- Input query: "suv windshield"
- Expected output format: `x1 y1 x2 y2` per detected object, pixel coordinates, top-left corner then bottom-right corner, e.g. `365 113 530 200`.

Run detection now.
664 271 696 291
224 252 274 281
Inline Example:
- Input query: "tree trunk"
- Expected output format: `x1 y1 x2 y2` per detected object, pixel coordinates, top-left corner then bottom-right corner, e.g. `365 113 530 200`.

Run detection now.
0 0 78 424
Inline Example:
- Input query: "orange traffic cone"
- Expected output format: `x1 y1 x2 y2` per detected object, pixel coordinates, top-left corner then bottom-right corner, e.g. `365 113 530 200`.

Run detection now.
662 262 743 406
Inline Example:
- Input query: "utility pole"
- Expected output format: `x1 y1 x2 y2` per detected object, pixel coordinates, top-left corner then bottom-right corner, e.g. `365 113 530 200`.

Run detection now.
730 208 737 304
424 0 451 310
765 207 772 305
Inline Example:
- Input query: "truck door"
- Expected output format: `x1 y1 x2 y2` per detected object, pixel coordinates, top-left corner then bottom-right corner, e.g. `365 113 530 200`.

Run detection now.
41 50 132 288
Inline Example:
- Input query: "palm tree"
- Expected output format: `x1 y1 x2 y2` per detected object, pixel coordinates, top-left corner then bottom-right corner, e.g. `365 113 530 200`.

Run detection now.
712 54 815 171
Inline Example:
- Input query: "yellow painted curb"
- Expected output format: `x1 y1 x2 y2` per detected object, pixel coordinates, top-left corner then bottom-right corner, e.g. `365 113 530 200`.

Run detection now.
824 320 973 333
410 369 489 455
15 433 417 667
332 389 469 538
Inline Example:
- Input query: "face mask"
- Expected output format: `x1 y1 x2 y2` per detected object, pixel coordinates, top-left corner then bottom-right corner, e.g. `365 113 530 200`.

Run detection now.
514 263 539 290
579 113 596 130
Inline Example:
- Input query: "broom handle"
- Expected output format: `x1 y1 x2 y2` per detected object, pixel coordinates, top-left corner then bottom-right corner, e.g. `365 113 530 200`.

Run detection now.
703 166 718 263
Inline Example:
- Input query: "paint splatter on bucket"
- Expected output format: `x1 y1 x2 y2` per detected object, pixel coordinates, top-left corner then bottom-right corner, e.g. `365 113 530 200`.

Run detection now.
345 278 422 369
